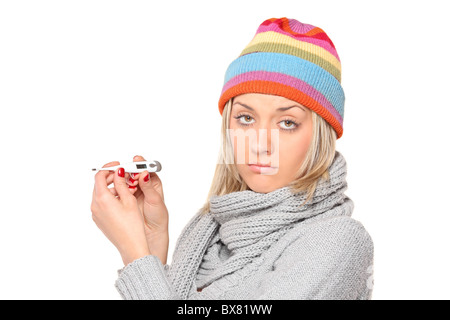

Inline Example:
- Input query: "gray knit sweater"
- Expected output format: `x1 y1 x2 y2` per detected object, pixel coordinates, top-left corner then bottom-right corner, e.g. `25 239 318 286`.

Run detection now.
115 151 374 300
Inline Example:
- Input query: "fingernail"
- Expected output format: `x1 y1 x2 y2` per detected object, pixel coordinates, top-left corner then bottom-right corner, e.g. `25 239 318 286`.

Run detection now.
131 173 139 178
144 173 150 182
118 168 125 178
128 185 136 189
129 177 136 183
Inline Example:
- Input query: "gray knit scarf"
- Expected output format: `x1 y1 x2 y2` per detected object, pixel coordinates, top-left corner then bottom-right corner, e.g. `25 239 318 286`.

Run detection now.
166 151 353 299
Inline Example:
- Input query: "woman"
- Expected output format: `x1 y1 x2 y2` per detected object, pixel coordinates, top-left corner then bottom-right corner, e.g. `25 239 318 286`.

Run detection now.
91 17 374 300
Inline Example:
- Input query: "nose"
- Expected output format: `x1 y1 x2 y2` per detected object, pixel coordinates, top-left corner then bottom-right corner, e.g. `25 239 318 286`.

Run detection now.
250 125 275 156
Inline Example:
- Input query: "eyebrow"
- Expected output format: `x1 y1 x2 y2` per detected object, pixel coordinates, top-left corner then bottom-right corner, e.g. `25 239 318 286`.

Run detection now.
233 101 306 112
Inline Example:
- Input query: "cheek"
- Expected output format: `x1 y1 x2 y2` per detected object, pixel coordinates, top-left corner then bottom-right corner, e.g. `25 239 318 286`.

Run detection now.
279 130 312 169
229 124 250 164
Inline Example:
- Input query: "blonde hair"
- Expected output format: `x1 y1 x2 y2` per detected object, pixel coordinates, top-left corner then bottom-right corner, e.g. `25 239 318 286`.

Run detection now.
199 97 337 214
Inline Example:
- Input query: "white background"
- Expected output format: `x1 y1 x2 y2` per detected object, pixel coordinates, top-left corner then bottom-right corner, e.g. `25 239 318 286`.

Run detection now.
1 0 449 300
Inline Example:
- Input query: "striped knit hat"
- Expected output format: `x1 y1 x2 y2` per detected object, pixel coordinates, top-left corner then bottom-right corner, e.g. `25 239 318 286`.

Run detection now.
218 17 345 139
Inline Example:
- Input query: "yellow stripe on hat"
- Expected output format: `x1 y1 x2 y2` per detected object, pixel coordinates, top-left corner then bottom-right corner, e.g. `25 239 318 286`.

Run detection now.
242 31 341 73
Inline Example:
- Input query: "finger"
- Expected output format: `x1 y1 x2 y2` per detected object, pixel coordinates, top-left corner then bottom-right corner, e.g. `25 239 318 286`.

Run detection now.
103 161 120 167
103 162 120 185
148 171 162 186
131 155 146 180
94 161 120 198
106 173 115 185
146 172 164 202
134 155 146 161
131 184 143 200
127 185 139 196
113 167 134 205
127 176 139 193
138 170 163 205
127 175 139 186
111 186 137 197
109 187 118 197
107 170 131 185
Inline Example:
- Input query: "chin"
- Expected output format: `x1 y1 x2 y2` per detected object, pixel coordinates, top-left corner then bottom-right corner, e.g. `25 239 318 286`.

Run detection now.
238 165 284 193
248 185 279 194
245 177 281 194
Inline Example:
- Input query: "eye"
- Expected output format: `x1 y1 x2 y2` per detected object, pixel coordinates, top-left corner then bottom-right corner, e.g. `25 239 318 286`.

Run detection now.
279 119 299 132
240 115 254 124
280 120 295 129
233 113 255 126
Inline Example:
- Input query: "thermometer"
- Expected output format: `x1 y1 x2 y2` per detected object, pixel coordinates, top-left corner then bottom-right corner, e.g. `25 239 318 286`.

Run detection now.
92 160 162 173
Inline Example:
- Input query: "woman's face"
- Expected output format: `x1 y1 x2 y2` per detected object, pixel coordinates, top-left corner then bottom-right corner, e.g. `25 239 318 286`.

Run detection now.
229 93 313 193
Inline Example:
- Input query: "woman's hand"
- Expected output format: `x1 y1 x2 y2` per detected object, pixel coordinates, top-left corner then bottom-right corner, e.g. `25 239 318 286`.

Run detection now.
126 155 169 265
91 162 150 266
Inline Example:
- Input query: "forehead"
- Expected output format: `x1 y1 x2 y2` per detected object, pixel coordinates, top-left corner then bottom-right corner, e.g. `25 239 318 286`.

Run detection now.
232 93 307 113
233 93 295 105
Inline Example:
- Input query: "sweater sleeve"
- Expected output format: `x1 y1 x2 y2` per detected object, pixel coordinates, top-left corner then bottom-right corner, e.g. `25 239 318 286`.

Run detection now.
115 255 181 300
249 216 374 300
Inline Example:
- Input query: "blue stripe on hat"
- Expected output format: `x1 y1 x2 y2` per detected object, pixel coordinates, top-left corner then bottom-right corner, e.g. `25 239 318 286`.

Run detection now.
223 52 345 116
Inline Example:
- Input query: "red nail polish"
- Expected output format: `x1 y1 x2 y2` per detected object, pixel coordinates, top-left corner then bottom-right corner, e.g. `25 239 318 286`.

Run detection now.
118 168 125 177
129 177 136 183
144 173 150 182
131 173 138 178
128 185 136 189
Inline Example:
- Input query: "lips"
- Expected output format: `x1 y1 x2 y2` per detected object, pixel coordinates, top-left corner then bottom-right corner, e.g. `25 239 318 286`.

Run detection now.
248 163 273 167
247 163 278 174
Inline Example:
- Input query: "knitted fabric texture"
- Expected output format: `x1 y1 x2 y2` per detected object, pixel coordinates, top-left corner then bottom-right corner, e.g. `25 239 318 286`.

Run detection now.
115 151 374 300
218 17 345 139
195 152 353 288
171 150 352 296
